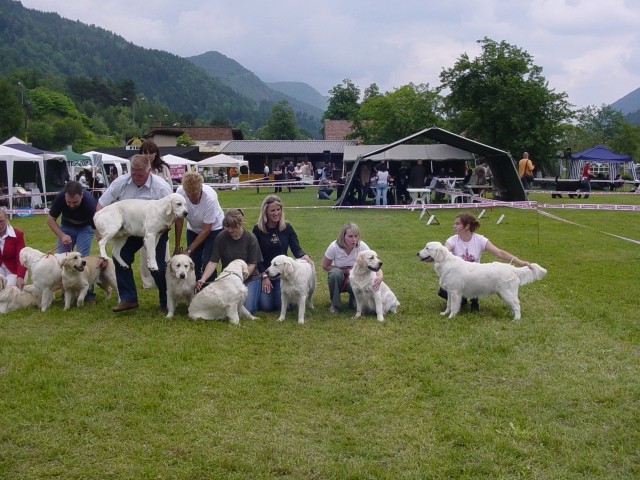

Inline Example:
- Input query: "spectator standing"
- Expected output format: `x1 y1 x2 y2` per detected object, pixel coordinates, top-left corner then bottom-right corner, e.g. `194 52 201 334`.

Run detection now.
518 152 535 189
252 195 312 312
374 163 389 206
580 162 593 199
97 154 173 313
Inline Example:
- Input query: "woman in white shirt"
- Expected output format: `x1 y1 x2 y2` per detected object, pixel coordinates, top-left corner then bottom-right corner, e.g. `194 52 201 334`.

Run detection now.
374 163 390 206
321 222 383 314
174 172 225 282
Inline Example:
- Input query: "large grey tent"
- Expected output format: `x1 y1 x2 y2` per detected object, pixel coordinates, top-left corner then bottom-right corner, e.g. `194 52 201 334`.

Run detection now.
336 127 525 205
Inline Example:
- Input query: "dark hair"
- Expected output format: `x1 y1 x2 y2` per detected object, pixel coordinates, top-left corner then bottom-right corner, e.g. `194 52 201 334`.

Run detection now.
140 140 168 171
64 180 84 196
456 213 480 232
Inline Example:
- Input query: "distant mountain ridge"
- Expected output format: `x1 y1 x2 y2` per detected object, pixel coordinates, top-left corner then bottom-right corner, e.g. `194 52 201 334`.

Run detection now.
0 0 324 136
610 87 640 125
267 81 329 111
187 51 324 130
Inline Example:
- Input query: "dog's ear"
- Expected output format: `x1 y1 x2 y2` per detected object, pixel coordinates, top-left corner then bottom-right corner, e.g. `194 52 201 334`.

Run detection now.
164 198 173 216
188 259 195 271
284 260 293 276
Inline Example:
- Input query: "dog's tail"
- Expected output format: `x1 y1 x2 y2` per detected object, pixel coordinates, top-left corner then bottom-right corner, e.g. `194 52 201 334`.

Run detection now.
517 263 547 286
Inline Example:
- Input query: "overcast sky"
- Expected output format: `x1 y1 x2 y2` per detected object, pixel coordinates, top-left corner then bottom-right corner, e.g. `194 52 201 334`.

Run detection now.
19 0 640 108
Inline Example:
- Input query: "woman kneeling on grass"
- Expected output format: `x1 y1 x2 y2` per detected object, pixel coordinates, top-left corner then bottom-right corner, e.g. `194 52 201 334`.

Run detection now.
439 213 532 312
321 222 382 314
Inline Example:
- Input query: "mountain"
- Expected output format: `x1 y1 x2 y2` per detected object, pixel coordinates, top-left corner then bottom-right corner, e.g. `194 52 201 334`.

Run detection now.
187 51 323 134
267 81 329 111
0 0 323 136
610 87 640 115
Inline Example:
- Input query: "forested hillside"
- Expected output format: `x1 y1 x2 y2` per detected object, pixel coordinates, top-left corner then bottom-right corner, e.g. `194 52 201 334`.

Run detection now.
0 0 323 135
187 51 323 135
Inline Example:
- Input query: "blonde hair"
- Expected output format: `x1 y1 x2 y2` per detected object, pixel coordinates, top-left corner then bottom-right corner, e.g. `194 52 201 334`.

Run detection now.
336 222 360 249
256 195 285 233
223 208 245 229
181 171 204 197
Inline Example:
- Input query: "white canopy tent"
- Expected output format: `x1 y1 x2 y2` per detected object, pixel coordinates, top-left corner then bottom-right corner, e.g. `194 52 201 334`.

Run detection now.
163 154 196 181
163 154 197 166
83 151 130 178
0 145 44 212
196 154 248 169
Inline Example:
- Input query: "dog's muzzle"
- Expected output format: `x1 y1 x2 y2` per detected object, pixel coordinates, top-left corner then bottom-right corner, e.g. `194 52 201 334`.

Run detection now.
417 252 434 262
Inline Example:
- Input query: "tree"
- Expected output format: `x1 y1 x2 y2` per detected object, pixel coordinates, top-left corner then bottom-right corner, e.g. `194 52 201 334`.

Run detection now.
439 37 572 168
0 77 24 140
176 134 194 146
323 78 360 121
257 101 302 140
353 83 444 143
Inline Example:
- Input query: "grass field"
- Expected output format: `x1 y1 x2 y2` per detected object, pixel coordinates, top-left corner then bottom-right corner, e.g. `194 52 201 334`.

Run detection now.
1 187 639 479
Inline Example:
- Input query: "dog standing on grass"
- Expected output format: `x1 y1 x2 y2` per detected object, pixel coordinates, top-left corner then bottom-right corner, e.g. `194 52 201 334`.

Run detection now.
59 252 118 310
265 255 315 324
165 254 196 318
418 241 547 320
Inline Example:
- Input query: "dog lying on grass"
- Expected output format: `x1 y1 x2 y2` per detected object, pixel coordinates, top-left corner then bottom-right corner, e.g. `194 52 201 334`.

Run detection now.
0 274 42 313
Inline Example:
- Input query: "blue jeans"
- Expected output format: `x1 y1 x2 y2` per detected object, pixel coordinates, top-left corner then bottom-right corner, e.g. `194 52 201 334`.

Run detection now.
243 278 261 314
58 224 95 300
259 278 282 312
375 184 388 205
57 224 94 256
115 232 168 308
187 228 221 282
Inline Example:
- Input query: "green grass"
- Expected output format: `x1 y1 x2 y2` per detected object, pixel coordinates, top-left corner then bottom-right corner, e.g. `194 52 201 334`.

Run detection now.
1 188 640 479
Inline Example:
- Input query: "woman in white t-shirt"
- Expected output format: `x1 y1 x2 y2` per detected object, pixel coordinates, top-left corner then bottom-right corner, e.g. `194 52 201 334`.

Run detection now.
441 213 532 311
374 162 390 206
174 172 225 282
321 222 383 314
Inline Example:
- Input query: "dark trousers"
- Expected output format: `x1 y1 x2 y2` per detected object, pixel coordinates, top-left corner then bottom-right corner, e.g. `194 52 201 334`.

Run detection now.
187 228 221 282
115 232 168 308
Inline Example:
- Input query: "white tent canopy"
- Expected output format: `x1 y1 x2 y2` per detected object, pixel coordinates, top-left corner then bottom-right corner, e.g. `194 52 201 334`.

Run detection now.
83 151 130 178
196 154 248 169
0 145 44 212
163 154 196 165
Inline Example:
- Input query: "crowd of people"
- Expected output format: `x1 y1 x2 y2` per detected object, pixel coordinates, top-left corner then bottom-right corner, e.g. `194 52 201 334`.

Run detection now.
3 141 545 319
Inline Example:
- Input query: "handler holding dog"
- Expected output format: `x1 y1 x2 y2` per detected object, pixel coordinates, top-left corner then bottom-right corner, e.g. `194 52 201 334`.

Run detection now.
441 213 532 312
96 154 173 313
321 222 382 314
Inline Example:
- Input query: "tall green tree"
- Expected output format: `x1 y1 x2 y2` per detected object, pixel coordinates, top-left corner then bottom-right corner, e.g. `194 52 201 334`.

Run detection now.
353 83 443 143
257 101 303 140
323 78 360 121
439 37 572 168
0 77 25 140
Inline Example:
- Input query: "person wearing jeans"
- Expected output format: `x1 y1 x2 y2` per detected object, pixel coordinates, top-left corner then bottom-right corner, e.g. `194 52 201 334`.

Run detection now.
374 162 389 206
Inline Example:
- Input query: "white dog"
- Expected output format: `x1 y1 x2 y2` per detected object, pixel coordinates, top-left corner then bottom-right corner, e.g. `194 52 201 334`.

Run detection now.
418 241 547 320
0 274 42 313
60 252 118 310
350 250 399 321
19 247 68 312
93 193 188 271
265 255 315 324
165 254 196 318
188 259 258 324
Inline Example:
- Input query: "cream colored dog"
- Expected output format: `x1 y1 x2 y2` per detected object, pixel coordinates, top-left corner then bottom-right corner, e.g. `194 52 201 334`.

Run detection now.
418 241 547 320
350 250 399 321
0 274 42 313
19 246 68 312
165 254 196 318
93 193 188 271
265 255 315 324
60 252 118 310
188 259 258 324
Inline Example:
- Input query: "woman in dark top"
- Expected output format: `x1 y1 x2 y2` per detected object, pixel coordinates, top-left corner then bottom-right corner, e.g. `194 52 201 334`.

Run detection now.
252 195 312 312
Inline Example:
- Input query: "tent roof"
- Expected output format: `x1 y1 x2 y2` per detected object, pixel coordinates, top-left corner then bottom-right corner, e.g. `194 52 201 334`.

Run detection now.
343 144 474 162
197 154 248 168
83 151 131 164
1 136 26 145
571 144 632 163
0 144 41 160
337 127 525 204
163 154 196 165
4 142 66 160
58 149 90 162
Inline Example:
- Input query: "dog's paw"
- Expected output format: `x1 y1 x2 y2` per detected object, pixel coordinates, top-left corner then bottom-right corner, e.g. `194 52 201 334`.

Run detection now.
277 316 285 322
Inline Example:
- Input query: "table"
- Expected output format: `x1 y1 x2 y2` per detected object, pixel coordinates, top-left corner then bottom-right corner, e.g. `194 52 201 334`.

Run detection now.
407 188 431 207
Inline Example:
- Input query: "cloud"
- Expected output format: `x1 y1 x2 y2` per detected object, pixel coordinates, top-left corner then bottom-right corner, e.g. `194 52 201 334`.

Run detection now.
19 0 640 107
